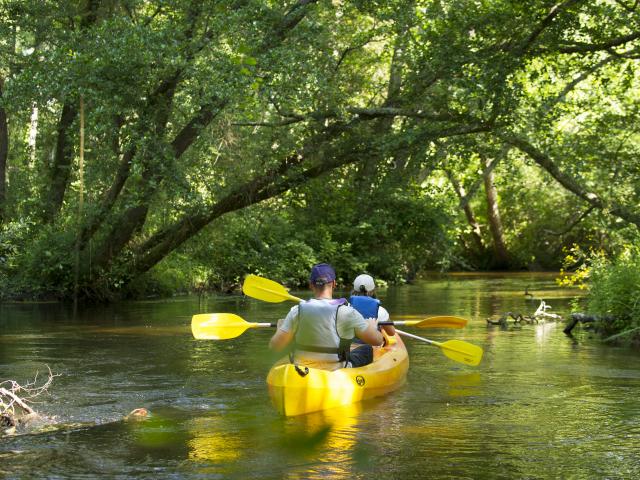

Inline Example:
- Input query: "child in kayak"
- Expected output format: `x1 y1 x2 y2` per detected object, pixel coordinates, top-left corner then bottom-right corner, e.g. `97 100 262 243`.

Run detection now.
350 274 395 337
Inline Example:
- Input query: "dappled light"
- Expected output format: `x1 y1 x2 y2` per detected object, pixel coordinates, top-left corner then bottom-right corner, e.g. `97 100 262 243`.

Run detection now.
0 0 639 477
2 275 640 478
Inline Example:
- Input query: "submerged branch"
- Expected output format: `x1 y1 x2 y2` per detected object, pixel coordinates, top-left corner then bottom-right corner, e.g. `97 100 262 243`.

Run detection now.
0 366 59 417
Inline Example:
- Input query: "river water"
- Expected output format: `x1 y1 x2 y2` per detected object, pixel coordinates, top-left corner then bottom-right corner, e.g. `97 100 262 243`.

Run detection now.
1 273 639 479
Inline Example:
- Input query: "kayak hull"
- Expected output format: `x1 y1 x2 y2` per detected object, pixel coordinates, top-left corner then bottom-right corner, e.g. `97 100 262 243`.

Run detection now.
267 335 409 416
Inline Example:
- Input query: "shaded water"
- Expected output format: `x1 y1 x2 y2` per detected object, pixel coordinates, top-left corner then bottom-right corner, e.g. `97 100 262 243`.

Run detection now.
1 274 640 479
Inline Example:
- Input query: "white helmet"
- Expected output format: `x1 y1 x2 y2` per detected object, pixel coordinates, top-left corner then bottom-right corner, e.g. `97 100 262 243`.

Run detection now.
353 274 376 293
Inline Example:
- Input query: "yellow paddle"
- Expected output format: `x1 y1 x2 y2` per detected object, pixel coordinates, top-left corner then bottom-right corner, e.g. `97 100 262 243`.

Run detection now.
242 274 468 328
242 274 303 303
191 313 275 340
241 274 483 366
395 329 483 367
191 313 467 340
406 316 467 329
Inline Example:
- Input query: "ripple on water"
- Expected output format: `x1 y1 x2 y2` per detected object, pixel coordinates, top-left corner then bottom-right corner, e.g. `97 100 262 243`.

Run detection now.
2 279 640 479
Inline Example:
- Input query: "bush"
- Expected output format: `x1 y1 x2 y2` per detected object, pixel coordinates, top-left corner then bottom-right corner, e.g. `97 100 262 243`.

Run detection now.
560 246 640 338
587 250 640 336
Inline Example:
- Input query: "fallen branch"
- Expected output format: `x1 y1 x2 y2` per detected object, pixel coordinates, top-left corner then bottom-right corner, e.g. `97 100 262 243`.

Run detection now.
0 387 36 415
487 301 563 327
0 366 59 430
563 313 597 335
603 326 640 343
486 312 526 327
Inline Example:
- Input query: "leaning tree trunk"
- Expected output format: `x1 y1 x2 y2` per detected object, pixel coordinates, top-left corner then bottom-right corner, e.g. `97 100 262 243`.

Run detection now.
445 170 485 253
501 133 640 230
41 102 78 224
482 154 510 269
0 78 7 223
82 0 324 278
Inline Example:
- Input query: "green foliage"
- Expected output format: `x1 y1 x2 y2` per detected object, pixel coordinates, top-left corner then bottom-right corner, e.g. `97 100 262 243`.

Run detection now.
178 208 317 292
556 244 592 290
587 249 640 336
170 170 454 291
557 245 640 338
0 219 76 299
0 0 638 300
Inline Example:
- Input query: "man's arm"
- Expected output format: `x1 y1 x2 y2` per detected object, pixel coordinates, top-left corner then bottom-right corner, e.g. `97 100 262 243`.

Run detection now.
269 328 294 351
355 317 384 346
269 308 297 351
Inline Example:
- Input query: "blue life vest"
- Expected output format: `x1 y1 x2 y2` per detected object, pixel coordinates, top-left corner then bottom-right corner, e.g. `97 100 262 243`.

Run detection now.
349 295 380 319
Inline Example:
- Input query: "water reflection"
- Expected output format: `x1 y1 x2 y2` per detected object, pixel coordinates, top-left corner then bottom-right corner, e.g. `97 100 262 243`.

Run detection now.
281 403 362 479
188 414 243 464
184 402 363 479
2 275 640 479
446 372 482 397
534 321 558 344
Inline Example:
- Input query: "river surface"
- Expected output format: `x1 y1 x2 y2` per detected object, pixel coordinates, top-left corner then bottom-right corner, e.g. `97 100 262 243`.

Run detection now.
1 273 639 479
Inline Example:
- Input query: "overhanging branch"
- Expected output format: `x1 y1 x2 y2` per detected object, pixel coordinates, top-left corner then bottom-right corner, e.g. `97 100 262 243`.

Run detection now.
232 106 462 129
500 132 640 229
556 31 640 53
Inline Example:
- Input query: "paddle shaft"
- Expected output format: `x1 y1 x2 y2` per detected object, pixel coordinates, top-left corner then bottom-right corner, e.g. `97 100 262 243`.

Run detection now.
254 320 454 329
238 320 428 330
396 328 478 357
395 328 438 346
192 313 482 364
192 313 464 341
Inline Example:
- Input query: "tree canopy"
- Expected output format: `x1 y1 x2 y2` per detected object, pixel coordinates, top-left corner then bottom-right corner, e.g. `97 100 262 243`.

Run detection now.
0 0 638 299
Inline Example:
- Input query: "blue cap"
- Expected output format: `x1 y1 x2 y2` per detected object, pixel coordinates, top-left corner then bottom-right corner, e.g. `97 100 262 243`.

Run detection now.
309 263 336 286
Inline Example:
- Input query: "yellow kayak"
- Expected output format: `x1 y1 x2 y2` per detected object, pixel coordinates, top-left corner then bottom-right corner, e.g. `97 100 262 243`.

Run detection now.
266 334 409 416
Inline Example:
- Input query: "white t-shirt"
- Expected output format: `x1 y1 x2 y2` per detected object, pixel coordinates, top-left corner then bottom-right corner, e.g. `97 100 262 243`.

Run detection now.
377 305 390 324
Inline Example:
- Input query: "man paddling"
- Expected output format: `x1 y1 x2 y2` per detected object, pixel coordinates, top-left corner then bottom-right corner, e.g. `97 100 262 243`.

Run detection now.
269 263 384 371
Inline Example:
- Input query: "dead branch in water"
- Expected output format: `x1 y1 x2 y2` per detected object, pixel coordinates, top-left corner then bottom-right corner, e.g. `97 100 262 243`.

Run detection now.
487 301 564 327
0 366 60 417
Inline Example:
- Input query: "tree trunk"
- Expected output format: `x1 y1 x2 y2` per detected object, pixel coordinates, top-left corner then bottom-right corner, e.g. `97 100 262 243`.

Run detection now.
28 105 38 166
0 78 7 223
130 137 363 277
445 170 485 253
41 102 77 223
482 154 510 269
83 1 323 275
126 120 490 280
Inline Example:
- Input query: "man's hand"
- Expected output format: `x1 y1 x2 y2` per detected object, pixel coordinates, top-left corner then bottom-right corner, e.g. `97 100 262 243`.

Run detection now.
356 317 384 346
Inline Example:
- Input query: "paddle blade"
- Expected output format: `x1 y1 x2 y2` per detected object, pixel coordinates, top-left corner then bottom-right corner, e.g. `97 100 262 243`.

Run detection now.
242 274 301 303
440 340 483 367
191 313 251 340
412 316 468 329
